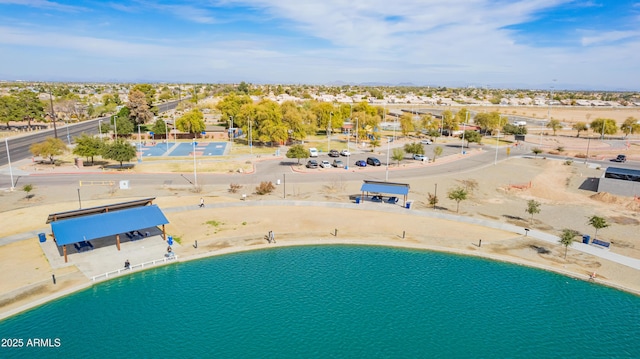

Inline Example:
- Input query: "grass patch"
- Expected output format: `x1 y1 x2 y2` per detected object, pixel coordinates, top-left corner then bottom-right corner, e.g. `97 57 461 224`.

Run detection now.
206 220 223 227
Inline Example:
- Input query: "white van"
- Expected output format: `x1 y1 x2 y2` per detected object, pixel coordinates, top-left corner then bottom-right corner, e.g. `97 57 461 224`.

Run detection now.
309 148 319 157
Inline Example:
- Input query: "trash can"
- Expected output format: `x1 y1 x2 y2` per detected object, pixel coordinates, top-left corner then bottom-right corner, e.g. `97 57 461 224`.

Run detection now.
405 201 412 209
38 233 46 243
168 236 173 245
582 235 590 244
355 197 361 204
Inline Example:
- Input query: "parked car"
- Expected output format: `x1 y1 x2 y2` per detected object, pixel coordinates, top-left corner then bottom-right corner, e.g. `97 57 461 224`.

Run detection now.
309 148 319 157
421 139 433 145
613 154 627 163
355 160 367 167
413 154 426 161
320 160 331 168
306 160 318 168
328 149 340 157
366 157 381 166
332 159 344 168
340 149 351 156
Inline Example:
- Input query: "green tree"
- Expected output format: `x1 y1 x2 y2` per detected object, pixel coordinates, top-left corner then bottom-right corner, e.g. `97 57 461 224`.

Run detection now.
620 117 639 137
392 148 405 166
102 139 137 168
442 110 457 136
432 146 443 162
176 109 206 134
502 123 527 135
253 99 288 145
460 130 482 147
72 134 104 164
237 81 250 94
447 186 468 213
0 95 19 128
559 229 578 259
281 101 307 141
588 215 609 240
127 90 154 125
526 199 541 224
399 113 415 136
532 148 543 157
546 119 562 135
152 119 168 137
30 137 67 164
22 184 34 200
572 122 588 137
428 193 438 209
590 118 617 138
286 144 309 165
369 137 380 152
403 142 424 156
474 111 501 133
16 90 45 130
130 84 156 109
216 93 253 123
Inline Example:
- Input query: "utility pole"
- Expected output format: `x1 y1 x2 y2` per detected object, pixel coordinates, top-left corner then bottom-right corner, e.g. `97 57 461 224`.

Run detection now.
48 85 58 138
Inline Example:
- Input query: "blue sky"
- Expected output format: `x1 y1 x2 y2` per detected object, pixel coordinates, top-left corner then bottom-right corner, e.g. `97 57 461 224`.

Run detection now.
0 0 639 90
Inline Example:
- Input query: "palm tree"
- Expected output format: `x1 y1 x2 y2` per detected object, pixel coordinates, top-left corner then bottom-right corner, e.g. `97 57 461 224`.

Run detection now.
447 187 468 213
559 229 577 259
588 216 609 240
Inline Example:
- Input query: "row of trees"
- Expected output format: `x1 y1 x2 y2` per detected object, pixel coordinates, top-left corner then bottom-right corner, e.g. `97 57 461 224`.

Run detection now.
30 135 137 167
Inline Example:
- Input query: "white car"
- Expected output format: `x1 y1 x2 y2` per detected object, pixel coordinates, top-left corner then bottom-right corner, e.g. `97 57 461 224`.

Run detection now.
413 154 427 161
340 149 351 156
320 160 331 168
420 139 432 145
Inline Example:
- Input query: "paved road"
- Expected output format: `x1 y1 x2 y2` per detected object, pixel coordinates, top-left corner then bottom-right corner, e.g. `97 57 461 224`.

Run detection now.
0 99 184 167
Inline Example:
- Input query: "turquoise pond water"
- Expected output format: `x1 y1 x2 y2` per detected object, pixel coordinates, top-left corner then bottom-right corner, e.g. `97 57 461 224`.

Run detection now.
1 245 639 358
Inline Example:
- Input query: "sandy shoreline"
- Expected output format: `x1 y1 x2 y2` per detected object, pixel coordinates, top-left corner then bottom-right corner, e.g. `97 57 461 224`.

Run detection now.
2 199 639 321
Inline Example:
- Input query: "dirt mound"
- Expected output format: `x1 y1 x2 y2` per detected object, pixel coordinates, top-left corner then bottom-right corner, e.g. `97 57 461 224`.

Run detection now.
590 192 640 211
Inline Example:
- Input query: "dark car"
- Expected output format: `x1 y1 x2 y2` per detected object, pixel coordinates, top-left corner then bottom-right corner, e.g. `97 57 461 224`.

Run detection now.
355 160 367 167
306 160 318 168
328 149 340 157
366 157 381 166
613 154 627 163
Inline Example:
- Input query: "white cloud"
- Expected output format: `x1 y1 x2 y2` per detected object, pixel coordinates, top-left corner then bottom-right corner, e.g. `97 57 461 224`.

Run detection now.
0 0 86 12
581 30 640 46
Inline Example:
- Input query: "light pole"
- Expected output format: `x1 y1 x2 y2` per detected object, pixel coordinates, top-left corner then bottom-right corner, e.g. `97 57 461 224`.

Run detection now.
328 112 333 151
585 137 591 164
164 121 169 152
137 124 142 162
5 138 14 191
495 115 504 165
113 115 118 140
249 117 252 155
460 112 468 154
65 120 71 145
98 120 103 140
385 137 391 181
355 117 358 149
192 139 198 187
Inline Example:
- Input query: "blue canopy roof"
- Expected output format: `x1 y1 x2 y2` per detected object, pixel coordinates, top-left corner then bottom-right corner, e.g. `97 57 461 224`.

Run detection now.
51 205 169 246
360 183 409 196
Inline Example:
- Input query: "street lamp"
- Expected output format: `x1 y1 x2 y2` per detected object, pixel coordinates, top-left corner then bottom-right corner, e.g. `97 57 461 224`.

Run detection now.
355 117 358 149
137 124 142 162
98 120 103 140
495 115 505 165
113 115 118 140
229 116 234 142
164 121 169 152
328 112 333 151
4 138 14 191
192 139 198 187
65 120 71 145
385 137 391 181
249 117 252 155
460 112 468 154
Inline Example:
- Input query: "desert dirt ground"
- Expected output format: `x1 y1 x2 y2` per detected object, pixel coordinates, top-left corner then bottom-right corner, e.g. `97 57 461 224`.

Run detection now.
2 108 640 320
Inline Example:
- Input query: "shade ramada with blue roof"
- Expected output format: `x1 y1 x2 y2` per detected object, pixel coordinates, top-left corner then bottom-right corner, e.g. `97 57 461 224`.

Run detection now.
51 205 169 246
359 180 410 206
